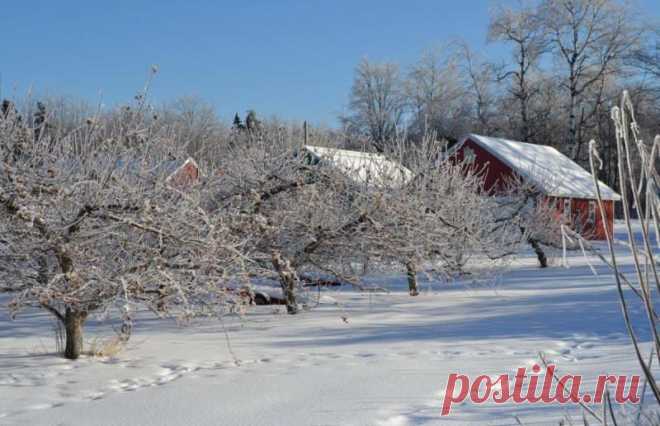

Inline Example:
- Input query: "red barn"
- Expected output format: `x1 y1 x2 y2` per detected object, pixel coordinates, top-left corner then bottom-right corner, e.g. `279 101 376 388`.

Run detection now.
447 134 620 240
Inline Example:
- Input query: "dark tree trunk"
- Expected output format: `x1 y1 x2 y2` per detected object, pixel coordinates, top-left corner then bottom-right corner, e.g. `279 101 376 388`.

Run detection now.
64 309 87 360
157 284 167 312
528 238 548 268
271 251 298 314
405 261 419 296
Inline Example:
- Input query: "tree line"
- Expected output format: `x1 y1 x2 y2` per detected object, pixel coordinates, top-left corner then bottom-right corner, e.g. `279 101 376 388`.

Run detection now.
340 0 660 191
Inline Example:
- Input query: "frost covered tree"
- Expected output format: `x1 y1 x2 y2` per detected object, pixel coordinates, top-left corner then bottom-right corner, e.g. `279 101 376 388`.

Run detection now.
0 95 246 360
405 48 468 141
368 138 527 294
489 3 548 142
539 0 640 160
341 59 405 152
458 45 501 136
209 137 379 313
212 130 531 306
158 96 223 158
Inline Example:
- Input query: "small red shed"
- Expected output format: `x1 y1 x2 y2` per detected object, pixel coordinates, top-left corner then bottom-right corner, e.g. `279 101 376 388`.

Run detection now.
447 134 620 240
164 157 200 187
115 156 200 188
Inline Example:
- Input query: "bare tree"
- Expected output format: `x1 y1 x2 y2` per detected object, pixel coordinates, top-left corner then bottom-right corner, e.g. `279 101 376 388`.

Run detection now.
158 96 224 159
489 2 548 142
341 59 405 152
373 137 527 292
539 0 641 160
630 27 660 80
0 94 246 360
209 135 370 314
458 44 501 136
405 48 468 141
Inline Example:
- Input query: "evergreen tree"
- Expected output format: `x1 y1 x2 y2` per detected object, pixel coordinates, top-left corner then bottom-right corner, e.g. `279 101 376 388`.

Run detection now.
232 112 245 130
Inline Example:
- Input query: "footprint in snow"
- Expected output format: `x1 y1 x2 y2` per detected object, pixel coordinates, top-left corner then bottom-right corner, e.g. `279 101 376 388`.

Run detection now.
577 342 596 350
26 403 55 411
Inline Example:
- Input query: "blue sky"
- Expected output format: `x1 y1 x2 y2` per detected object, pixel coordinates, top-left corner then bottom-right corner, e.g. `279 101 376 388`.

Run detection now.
1 0 659 126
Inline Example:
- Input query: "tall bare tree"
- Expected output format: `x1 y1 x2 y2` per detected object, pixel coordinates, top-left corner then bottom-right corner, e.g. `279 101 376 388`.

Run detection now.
158 96 223 159
405 48 467 141
539 0 640 160
459 44 501 136
631 27 660 80
341 59 405 152
489 2 548 142
630 27 660 120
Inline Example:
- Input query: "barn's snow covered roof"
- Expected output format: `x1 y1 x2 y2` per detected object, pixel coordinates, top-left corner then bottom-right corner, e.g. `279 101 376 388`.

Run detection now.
455 134 620 201
303 145 412 186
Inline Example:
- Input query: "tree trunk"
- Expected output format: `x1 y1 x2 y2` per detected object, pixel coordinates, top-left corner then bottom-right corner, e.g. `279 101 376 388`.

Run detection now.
528 238 548 268
157 284 167 312
64 309 87 360
271 251 298 314
405 261 419 296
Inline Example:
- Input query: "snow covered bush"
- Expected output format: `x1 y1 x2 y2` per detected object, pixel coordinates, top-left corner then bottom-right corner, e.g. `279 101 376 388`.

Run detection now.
0 92 247 360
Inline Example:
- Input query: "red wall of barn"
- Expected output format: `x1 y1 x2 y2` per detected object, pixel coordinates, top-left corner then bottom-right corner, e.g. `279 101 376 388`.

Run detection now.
450 138 518 193
451 138 614 240
169 162 199 187
545 197 614 240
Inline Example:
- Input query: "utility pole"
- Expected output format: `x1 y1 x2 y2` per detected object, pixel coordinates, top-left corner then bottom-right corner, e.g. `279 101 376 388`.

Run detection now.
303 120 308 147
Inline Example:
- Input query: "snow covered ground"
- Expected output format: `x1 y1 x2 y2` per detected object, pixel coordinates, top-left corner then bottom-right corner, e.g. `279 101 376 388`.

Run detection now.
0 222 657 425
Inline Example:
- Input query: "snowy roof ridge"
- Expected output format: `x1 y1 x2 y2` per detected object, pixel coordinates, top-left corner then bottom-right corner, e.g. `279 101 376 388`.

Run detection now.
303 145 413 186
456 134 621 201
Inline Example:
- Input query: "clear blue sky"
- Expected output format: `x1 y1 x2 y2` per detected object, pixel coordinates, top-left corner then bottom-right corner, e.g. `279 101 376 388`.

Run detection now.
1 0 659 126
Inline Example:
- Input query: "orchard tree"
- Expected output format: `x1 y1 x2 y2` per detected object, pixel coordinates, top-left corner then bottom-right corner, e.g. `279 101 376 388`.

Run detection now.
210 137 378 314
212 130 532 307
369 137 527 294
0 97 247 360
